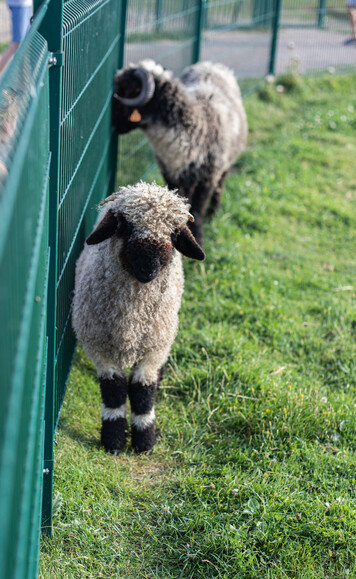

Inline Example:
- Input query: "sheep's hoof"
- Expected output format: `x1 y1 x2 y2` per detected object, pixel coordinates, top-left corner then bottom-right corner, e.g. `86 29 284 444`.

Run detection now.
106 448 123 456
134 446 154 456
131 424 156 454
101 418 127 454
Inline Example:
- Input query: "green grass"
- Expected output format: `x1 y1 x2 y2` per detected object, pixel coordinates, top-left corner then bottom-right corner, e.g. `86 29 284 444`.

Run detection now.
40 73 356 578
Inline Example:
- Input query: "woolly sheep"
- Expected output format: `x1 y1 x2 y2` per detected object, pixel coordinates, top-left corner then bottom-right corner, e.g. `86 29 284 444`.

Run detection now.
72 182 205 454
112 59 248 243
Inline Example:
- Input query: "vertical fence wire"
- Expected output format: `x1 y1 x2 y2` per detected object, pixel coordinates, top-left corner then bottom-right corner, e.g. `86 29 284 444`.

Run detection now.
35 0 64 536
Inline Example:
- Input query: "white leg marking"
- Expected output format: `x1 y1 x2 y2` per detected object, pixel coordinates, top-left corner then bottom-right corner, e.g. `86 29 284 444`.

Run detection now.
131 408 155 430
97 366 125 380
101 403 126 421
132 365 159 386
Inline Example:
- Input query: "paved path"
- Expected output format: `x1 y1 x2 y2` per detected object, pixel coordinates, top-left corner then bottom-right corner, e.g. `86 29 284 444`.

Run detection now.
201 27 356 77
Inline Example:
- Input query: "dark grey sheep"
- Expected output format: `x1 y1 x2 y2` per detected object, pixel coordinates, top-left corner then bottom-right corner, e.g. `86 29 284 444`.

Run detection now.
112 59 248 244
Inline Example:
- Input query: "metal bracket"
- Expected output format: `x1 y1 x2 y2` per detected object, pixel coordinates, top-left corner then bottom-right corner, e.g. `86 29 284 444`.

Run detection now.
48 51 65 68
43 459 54 474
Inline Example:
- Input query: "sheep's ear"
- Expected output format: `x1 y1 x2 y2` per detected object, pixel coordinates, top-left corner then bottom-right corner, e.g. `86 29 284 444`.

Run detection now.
86 210 118 245
173 225 205 261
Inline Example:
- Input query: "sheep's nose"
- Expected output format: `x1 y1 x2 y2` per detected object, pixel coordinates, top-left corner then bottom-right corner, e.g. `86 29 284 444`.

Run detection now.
131 256 160 284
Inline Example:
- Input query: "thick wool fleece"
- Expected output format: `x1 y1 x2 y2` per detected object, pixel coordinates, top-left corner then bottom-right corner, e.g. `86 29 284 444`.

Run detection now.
145 60 247 189
102 181 191 241
72 183 189 383
115 59 248 192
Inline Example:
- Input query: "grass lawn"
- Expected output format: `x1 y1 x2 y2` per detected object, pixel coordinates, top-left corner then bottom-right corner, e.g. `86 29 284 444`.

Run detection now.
40 72 356 578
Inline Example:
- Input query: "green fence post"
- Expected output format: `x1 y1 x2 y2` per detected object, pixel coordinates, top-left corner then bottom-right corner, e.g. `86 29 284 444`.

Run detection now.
118 0 128 69
268 0 282 75
155 0 163 32
318 0 327 28
35 0 64 537
112 0 128 193
193 0 207 63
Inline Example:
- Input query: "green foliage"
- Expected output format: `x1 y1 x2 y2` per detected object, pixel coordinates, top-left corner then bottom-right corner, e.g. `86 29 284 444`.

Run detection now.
0 42 9 55
40 74 356 578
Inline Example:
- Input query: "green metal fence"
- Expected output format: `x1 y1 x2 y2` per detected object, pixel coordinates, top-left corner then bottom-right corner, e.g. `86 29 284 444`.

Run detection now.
0 0 125 574
275 0 356 75
2 0 354 576
37 0 126 535
0 5 50 576
199 0 278 89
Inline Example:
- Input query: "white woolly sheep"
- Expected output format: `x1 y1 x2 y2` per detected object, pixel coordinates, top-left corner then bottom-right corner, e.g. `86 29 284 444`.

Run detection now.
112 59 248 244
72 182 205 454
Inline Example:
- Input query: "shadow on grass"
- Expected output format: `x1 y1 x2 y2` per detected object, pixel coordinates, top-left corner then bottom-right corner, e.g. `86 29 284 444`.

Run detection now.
57 422 100 450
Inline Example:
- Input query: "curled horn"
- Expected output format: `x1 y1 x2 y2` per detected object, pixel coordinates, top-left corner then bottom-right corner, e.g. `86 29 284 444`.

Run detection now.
115 68 155 107
99 193 119 206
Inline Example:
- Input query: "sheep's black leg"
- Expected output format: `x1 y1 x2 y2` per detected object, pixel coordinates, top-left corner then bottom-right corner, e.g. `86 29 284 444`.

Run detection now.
206 171 228 218
100 374 127 454
161 171 177 192
158 365 165 386
189 182 214 244
128 379 157 453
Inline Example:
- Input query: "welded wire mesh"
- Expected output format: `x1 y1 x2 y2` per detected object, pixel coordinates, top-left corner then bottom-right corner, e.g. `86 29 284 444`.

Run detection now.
0 25 50 579
200 0 274 91
55 0 123 420
205 0 274 29
276 0 356 75
281 0 323 27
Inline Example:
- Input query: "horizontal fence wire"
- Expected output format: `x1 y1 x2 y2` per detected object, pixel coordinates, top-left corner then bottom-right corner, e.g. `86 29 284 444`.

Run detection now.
0 24 50 579
55 0 123 422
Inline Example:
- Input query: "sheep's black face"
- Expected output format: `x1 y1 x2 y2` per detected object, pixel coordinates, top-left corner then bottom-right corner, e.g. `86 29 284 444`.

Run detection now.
121 237 173 284
113 70 142 134
112 98 137 135
113 67 156 134
86 207 205 284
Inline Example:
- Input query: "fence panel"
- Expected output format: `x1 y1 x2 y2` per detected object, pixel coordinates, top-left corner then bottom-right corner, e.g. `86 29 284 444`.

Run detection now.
37 0 125 532
0 20 50 579
56 0 123 431
276 0 356 75
280 0 323 27
200 0 275 91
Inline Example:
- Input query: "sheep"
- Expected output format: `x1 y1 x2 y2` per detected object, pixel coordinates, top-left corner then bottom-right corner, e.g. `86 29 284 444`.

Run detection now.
72 182 205 454
112 59 248 244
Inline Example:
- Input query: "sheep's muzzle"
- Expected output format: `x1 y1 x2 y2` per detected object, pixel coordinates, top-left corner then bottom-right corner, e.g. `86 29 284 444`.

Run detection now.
122 237 172 284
